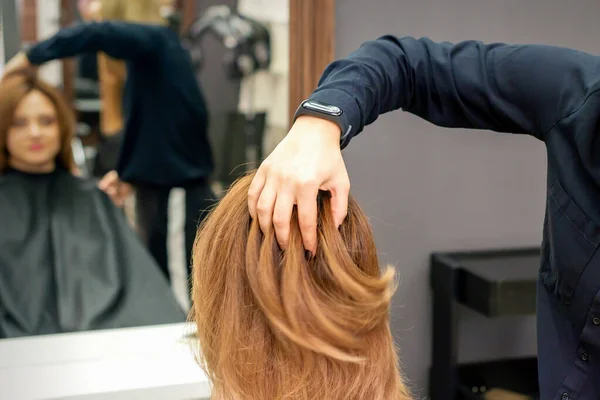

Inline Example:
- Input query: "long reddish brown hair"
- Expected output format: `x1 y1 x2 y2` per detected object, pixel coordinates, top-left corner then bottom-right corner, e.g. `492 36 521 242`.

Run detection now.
0 69 75 173
190 172 412 400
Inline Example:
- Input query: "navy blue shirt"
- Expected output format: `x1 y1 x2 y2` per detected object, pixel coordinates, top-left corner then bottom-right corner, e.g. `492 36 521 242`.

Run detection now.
27 21 213 187
310 36 600 399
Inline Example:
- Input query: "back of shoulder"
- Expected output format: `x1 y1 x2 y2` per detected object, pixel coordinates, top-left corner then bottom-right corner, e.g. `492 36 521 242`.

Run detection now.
108 21 172 51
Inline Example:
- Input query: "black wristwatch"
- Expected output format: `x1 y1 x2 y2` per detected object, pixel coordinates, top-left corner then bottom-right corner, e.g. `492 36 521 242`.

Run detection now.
293 99 352 147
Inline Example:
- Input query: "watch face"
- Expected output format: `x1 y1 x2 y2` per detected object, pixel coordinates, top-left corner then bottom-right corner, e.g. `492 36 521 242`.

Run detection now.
303 101 342 116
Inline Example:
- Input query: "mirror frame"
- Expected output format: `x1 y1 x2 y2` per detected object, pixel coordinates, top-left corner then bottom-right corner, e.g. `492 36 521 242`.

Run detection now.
60 0 76 106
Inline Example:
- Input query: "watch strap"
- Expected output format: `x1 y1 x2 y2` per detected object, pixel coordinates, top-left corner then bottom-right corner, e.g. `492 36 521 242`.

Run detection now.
293 99 352 147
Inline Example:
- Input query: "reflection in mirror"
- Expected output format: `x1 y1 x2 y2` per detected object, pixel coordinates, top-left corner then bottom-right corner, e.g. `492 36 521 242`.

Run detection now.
2 1 289 330
0 71 186 337
1 0 290 397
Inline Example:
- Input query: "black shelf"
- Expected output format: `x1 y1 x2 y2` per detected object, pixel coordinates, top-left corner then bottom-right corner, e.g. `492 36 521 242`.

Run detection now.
429 248 540 399
433 248 540 317
457 357 539 399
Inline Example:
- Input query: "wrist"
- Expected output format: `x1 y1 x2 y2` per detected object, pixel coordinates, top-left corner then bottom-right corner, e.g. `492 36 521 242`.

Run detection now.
19 51 33 68
292 99 350 146
292 116 342 145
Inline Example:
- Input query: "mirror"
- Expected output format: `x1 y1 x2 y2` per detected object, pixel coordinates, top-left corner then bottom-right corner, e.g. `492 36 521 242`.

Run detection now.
1 0 336 398
1 0 290 339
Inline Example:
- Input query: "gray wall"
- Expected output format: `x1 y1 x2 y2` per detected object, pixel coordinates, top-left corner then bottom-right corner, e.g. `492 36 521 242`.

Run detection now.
335 0 600 396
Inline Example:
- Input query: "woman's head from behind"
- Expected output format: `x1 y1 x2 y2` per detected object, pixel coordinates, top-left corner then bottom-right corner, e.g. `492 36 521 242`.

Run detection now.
191 172 411 400
0 70 75 174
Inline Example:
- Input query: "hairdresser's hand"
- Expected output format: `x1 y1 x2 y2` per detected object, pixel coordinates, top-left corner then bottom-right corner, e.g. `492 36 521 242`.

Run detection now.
78 0 102 21
1 52 33 81
98 170 133 208
248 116 350 254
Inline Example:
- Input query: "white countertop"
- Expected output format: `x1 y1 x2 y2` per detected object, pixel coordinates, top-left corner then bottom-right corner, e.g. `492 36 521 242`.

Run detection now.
0 323 212 400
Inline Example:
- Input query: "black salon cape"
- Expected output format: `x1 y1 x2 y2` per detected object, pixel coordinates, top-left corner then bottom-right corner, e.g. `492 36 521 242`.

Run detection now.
0 168 186 338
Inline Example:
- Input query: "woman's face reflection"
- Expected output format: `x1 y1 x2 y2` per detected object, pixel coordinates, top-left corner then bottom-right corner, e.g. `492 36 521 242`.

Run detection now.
7 90 61 173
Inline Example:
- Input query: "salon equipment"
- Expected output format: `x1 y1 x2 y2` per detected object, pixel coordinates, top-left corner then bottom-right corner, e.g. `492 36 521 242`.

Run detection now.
429 248 540 399
71 132 90 177
0 323 211 399
183 5 271 79
209 111 267 188
184 6 271 174
72 79 102 178
72 96 102 178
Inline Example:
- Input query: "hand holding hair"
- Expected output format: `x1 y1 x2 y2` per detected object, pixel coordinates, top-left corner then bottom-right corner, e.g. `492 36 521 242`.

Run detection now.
1 53 35 82
248 115 350 255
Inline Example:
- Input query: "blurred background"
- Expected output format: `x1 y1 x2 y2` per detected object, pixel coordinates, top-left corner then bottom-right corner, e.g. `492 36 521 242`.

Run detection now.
3 0 289 311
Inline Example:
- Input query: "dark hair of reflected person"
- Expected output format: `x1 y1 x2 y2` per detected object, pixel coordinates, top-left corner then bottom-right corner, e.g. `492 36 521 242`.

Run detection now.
0 68 75 173
189 171 412 400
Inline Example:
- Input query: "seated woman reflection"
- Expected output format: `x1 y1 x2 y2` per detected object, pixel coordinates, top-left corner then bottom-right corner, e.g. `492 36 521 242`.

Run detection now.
0 71 185 338
190 173 412 400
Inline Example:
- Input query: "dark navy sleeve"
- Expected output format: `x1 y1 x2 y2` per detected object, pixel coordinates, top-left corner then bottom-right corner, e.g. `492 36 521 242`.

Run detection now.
309 36 600 147
26 21 164 65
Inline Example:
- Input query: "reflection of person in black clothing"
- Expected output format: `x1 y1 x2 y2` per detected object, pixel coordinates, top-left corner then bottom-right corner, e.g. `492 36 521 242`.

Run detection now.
3 20 217 290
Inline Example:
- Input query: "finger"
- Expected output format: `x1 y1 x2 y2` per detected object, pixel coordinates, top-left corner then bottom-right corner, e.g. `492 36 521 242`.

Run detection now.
99 170 116 184
330 183 350 228
113 196 123 208
296 184 320 255
248 169 267 219
256 180 277 235
97 177 109 190
272 191 295 249
119 182 133 195
99 181 115 195
116 194 126 207
98 171 117 190
116 189 126 204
